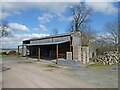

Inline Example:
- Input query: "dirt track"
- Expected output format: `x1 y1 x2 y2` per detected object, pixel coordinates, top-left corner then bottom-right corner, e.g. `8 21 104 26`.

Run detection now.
0 57 2 89
2 56 118 88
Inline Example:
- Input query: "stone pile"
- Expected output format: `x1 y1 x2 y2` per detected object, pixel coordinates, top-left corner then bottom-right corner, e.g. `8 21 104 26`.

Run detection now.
8 50 18 55
94 51 119 65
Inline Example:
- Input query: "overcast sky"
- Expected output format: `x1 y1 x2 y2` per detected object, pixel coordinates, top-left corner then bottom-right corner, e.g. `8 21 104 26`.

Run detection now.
0 0 118 49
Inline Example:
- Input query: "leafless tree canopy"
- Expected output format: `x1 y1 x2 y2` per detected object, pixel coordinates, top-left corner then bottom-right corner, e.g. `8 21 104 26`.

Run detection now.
0 21 12 38
67 3 93 46
70 3 92 32
118 18 120 53
104 20 118 45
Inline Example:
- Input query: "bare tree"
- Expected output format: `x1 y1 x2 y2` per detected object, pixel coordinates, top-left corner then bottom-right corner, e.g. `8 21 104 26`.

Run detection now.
70 3 92 32
81 27 96 46
68 3 93 46
93 39 116 55
104 19 118 50
0 20 12 38
52 28 59 35
118 19 120 53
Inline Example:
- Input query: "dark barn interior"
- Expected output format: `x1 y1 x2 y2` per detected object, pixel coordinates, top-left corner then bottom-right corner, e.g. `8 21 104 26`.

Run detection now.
28 41 70 60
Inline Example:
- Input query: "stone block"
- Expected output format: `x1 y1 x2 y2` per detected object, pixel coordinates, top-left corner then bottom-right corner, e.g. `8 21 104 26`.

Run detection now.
78 46 81 61
82 47 90 63
66 52 72 60
73 46 78 59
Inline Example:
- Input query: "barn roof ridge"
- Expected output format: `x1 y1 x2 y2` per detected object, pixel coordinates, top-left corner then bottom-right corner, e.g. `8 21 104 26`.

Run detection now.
23 31 80 42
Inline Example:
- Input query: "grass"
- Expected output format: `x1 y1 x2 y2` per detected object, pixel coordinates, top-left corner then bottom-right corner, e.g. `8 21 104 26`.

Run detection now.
42 64 59 71
46 64 59 68
87 62 111 67
0 54 18 58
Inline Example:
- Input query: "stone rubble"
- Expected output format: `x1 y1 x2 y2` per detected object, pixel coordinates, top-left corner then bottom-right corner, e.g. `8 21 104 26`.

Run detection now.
93 51 119 65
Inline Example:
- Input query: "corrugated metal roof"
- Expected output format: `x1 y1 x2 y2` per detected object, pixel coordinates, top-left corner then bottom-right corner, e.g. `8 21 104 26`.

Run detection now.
23 32 75 42
25 40 70 46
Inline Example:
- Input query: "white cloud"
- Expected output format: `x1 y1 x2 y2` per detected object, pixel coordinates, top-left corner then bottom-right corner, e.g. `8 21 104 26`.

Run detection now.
1 1 117 21
85 2 117 14
57 14 73 22
1 12 10 19
84 0 118 2
1 33 49 48
1 0 80 2
33 28 39 30
39 24 47 31
38 13 53 23
33 25 47 31
1 2 71 18
2 0 118 2
9 23 29 31
0 3 10 19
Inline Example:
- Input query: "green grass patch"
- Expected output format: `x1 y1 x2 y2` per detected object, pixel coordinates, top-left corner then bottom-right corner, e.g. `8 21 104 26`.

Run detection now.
42 64 59 72
87 62 110 67
1 54 18 58
0 55 2 58
46 64 59 68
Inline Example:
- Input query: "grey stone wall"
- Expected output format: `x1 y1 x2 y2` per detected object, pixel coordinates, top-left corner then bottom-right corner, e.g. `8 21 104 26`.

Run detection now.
73 46 78 60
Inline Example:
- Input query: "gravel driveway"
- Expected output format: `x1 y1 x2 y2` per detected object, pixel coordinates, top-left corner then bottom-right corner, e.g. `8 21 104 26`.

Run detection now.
1 56 118 88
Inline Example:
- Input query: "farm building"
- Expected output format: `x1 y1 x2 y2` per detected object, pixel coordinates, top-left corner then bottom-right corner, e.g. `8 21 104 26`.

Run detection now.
18 31 96 64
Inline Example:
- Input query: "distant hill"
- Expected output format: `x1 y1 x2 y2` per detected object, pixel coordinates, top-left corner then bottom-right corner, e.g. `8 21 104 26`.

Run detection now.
0 48 17 50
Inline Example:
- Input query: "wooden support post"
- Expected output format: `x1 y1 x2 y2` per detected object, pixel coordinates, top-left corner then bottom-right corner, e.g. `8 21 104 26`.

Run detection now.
18 46 19 58
26 47 28 59
70 35 72 52
56 44 58 64
38 47 40 62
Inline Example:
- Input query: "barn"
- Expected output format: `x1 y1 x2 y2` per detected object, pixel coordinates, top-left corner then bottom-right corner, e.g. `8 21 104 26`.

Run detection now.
18 31 96 64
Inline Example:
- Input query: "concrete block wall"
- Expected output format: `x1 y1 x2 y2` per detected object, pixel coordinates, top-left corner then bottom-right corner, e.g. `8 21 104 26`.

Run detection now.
73 46 78 60
82 49 86 64
73 46 90 63
86 47 89 63
78 46 81 61
66 52 72 60
82 47 89 64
